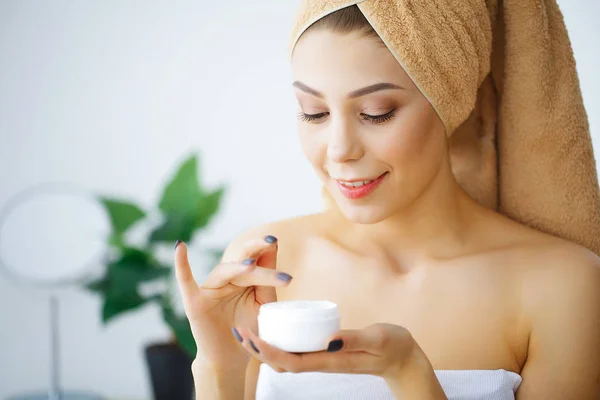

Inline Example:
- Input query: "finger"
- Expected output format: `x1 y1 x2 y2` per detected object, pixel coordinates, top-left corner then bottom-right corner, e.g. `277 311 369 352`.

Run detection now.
201 260 256 289
236 327 282 368
256 235 278 270
230 265 292 288
174 241 199 300
202 264 292 290
329 323 411 355
222 235 279 270
236 328 372 374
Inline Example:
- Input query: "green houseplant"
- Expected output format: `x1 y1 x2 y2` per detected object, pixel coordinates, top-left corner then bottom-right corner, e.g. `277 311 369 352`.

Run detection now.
85 153 226 399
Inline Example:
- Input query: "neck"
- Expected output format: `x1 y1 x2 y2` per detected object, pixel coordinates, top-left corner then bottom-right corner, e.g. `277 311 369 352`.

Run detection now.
331 162 484 262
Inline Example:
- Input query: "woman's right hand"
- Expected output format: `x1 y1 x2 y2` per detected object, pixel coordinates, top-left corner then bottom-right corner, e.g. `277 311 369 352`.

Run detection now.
173 235 292 372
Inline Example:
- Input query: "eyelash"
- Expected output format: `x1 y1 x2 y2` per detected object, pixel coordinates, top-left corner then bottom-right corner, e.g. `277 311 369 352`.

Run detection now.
298 110 396 124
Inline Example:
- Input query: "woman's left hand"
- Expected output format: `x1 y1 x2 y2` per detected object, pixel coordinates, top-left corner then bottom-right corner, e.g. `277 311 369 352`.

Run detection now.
234 323 419 378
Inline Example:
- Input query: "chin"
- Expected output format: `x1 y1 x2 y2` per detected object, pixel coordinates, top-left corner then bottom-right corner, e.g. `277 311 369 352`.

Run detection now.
336 201 391 224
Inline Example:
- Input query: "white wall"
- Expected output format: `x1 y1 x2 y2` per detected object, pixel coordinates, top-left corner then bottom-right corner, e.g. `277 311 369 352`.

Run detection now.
0 1 598 399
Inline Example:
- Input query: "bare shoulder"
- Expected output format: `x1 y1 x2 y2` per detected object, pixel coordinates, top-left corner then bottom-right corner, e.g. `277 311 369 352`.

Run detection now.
482 212 600 284
503 225 600 328
494 218 600 294
475 212 600 324
511 229 600 298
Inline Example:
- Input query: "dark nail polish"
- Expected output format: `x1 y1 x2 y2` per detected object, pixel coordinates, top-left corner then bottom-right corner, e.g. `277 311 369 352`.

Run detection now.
249 340 260 353
264 235 278 244
232 327 243 343
277 272 293 282
327 339 343 353
242 258 256 265
174 240 182 250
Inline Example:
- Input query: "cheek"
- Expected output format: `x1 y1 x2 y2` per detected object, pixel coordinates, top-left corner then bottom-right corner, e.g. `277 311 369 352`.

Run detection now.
297 125 326 168
373 104 445 173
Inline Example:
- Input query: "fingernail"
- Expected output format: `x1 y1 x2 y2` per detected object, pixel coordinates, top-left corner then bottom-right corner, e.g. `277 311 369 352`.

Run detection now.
277 272 293 282
264 235 277 244
232 328 243 343
249 340 260 353
174 240 182 250
327 339 343 352
242 258 256 265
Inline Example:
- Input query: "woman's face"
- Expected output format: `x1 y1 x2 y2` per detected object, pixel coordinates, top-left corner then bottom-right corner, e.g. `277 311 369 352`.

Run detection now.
291 29 448 224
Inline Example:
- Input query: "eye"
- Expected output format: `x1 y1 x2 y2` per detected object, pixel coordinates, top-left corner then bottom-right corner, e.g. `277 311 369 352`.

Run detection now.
361 109 396 124
298 111 329 123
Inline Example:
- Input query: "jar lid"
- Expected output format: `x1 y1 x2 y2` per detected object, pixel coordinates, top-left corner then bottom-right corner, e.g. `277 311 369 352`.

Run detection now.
259 300 339 321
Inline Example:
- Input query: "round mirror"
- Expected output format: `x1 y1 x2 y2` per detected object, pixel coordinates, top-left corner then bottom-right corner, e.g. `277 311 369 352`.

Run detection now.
0 184 110 286
0 183 110 400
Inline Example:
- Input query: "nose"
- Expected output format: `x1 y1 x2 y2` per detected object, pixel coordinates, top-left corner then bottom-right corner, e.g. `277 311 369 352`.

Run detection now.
326 117 364 163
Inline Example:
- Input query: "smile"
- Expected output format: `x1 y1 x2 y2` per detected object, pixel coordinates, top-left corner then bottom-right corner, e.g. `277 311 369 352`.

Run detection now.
335 172 388 199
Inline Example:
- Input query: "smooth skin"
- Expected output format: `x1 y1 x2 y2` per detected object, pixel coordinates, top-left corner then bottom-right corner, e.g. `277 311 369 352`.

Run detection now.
176 29 600 399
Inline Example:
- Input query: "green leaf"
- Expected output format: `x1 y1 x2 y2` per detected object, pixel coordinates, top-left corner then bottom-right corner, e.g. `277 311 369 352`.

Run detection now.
120 246 154 264
151 154 226 244
108 233 125 248
88 247 171 324
109 265 171 295
149 186 226 244
171 318 196 357
158 154 202 216
107 254 171 296
149 214 197 243
102 291 148 323
162 304 196 356
100 198 146 235
85 278 109 293
195 186 225 229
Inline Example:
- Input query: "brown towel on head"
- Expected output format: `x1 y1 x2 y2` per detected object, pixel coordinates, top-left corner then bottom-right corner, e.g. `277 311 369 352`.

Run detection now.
290 0 600 255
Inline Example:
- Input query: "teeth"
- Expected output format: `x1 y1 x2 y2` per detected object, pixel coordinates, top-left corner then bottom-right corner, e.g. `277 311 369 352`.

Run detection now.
340 180 373 188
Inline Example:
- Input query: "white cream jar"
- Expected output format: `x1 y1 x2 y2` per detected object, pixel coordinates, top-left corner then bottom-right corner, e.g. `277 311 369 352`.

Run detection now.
257 300 340 353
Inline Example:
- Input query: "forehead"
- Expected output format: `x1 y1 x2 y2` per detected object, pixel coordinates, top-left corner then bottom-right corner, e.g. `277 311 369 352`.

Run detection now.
291 29 413 91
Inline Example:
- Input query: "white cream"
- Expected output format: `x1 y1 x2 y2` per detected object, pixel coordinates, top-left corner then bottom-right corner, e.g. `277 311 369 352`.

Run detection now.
258 300 340 353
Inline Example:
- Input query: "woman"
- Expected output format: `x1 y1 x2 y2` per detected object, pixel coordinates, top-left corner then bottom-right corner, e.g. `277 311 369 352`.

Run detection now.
174 3 600 399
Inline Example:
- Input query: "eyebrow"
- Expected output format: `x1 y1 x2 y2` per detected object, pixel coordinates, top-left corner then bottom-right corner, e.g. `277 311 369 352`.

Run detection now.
292 81 405 99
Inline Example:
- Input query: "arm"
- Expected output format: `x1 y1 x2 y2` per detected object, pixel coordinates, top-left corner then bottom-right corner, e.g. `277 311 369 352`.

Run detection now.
190 358 261 400
244 357 262 400
174 223 287 400
517 255 600 399
383 344 447 399
192 360 246 400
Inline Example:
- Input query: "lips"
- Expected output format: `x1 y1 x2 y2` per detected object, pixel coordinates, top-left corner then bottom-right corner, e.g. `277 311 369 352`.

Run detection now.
335 172 388 199
338 178 377 188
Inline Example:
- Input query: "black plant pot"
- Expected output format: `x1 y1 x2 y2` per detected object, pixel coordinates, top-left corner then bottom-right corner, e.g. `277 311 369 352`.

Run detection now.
145 343 194 400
